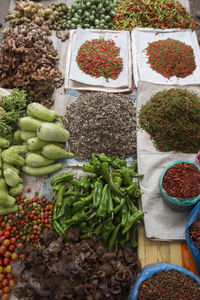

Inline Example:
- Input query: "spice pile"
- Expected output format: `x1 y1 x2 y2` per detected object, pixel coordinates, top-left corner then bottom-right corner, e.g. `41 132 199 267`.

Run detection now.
76 38 123 82
52 154 144 250
137 269 200 299
0 23 63 107
146 38 196 79
65 92 137 161
11 229 141 300
189 213 200 250
138 88 200 153
113 0 196 31
162 162 200 199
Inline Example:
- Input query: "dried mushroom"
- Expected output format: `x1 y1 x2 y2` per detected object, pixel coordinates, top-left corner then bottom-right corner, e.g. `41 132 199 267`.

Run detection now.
0 23 64 107
12 229 141 300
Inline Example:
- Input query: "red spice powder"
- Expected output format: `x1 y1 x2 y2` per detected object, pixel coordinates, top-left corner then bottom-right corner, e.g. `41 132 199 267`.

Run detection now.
146 38 196 79
162 162 200 199
76 37 123 82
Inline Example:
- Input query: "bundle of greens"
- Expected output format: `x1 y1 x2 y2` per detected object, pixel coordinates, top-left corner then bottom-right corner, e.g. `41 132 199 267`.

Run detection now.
0 89 27 143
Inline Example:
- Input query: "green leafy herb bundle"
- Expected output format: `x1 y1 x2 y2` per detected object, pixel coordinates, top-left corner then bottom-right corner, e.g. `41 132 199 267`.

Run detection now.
0 89 27 142
138 88 200 153
146 38 196 79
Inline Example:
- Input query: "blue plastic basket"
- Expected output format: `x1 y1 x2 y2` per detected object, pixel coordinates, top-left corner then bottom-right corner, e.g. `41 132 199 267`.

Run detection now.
129 263 200 300
159 160 200 211
185 201 200 273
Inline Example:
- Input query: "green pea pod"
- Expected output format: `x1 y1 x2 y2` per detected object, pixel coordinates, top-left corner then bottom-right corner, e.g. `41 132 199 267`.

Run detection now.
96 184 109 218
122 210 144 234
93 180 103 208
50 172 74 186
107 223 121 251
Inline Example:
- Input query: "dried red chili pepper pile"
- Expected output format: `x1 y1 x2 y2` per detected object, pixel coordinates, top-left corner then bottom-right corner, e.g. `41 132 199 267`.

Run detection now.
76 37 123 82
162 162 200 199
113 0 196 31
138 88 200 153
137 269 200 299
189 213 200 249
146 38 196 79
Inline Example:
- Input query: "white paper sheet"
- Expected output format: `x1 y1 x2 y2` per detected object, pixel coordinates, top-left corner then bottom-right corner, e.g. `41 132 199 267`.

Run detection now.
69 28 129 88
132 28 200 87
136 81 198 240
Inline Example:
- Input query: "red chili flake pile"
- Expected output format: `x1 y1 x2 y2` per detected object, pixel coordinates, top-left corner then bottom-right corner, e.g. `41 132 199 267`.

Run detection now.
76 37 123 82
146 38 196 79
162 162 200 199
137 269 200 300
113 0 196 31
189 213 200 250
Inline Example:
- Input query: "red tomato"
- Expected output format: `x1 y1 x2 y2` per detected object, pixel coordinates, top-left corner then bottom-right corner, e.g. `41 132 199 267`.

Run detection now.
9 237 16 245
2 293 10 300
3 286 10 293
11 253 18 261
2 240 10 248
0 246 6 255
5 226 11 232
9 279 16 287
6 274 13 280
8 245 15 252
0 230 4 237
16 243 23 249
0 274 4 281
0 289 3 296
4 232 10 238
0 260 3 266
0 237 6 243
4 252 11 258
3 258 10 266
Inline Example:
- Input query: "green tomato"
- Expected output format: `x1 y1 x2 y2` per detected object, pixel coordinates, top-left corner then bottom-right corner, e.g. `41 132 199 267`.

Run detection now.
78 9 83 15
84 23 90 29
100 23 105 29
84 17 90 23
94 19 100 25
110 10 116 18
105 15 111 22
84 11 90 18
71 23 77 29
100 14 105 20
86 2 91 8
90 15 95 22
71 17 79 24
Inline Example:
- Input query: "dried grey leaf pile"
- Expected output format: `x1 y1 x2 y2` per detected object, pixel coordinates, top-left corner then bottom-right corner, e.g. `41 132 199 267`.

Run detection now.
66 92 137 161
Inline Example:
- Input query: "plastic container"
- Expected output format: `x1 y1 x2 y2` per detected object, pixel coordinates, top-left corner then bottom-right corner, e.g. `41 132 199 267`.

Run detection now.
185 201 200 273
159 160 200 211
129 263 200 300
195 151 200 168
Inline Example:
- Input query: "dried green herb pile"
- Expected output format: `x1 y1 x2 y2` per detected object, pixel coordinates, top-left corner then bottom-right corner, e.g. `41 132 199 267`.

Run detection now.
146 38 196 79
138 88 200 153
138 269 200 299
76 38 123 82
113 0 196 31
65 92 137 161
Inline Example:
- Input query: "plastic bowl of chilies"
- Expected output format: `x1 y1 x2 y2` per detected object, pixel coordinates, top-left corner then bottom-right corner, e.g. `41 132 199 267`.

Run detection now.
159 160 200 212
185 201 200 274
195 151 200 168
128 263 200 300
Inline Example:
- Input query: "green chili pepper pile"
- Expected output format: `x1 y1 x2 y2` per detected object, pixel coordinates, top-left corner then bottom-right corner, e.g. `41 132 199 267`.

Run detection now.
113 0 196 31
51 153 144 251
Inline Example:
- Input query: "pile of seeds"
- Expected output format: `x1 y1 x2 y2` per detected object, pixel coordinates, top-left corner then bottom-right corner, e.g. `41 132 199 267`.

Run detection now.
189 214 200 249
138 88 200 153
146 39 196 79
65 92 137 161
76 38 123 81
113 0 196 31
138 270 200 299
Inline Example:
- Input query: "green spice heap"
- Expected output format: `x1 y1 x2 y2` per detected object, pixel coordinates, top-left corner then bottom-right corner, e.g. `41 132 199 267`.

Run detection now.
76 38 123 82
138 88 200 153
146 38 196 79
113 0 196 31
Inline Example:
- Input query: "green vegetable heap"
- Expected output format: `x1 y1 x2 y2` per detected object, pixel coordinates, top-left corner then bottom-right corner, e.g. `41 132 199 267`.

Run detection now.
52 153 144 251
50 0 116 30
138 88 200 153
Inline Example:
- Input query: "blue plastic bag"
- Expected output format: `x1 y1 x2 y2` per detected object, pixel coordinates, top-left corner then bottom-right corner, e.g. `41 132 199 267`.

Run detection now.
129 263 200 300
159 160 200 211
185 201 200 273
